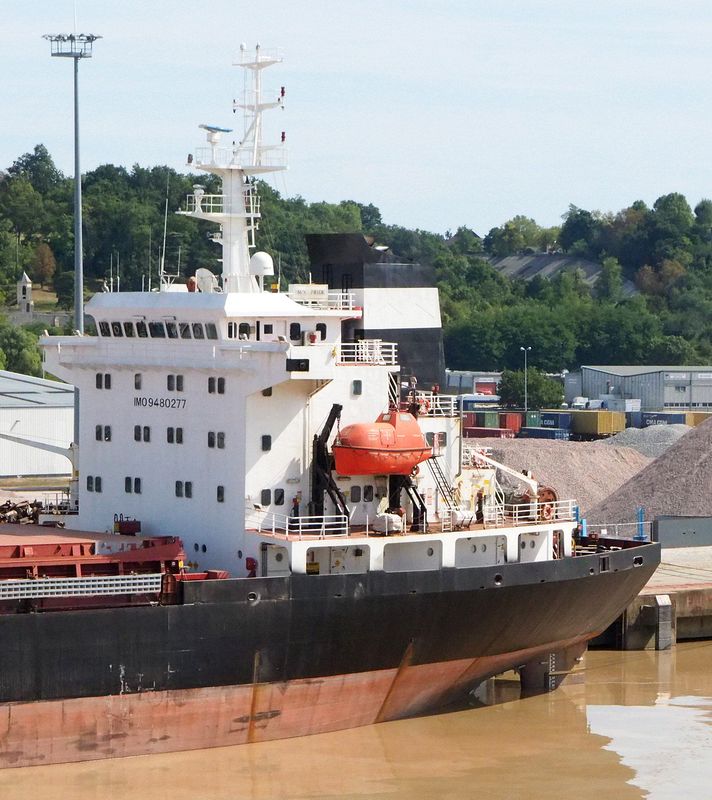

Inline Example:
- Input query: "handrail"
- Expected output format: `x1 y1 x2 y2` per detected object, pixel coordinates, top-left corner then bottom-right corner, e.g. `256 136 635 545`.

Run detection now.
0 573 163 600
257 513 349 540
483 498 577 526
338 340 397 366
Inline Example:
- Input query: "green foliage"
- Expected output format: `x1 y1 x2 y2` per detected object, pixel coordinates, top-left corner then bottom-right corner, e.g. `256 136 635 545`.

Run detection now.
498 369 564 410
0 318 41 375
3 144 712 376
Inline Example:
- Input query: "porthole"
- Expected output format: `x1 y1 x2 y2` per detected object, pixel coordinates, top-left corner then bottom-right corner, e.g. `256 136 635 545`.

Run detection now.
521 541 526 550
275 552 284 562
481 544 487 552
201 544 207 553
472 544 477 553
494 574 503 586
237 550 243 559
530 540 536 548
427 547 434 557
194 543 199 552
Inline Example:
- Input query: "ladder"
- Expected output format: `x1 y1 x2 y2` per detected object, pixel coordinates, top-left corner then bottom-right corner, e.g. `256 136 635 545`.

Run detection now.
427 456 460 509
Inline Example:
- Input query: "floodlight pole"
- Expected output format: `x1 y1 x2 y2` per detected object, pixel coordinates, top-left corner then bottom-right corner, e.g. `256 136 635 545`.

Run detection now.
520 346 532 413
43 33 101 334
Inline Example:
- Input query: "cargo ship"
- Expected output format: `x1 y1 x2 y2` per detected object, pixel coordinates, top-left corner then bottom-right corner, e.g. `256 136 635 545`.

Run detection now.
0 46 659 768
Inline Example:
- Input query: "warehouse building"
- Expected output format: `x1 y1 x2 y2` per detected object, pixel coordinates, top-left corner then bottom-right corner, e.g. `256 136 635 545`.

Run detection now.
565 366 712 411
0 370 74 477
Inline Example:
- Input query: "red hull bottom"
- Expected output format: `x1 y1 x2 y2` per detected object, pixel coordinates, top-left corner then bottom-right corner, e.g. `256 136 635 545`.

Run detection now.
0 636 588 769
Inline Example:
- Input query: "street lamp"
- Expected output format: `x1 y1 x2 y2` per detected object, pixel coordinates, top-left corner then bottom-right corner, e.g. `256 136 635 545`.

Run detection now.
43 32 101 334
520 346 532 413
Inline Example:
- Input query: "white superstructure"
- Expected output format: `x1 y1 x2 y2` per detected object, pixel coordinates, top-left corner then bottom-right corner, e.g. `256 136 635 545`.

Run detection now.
40 47 577 578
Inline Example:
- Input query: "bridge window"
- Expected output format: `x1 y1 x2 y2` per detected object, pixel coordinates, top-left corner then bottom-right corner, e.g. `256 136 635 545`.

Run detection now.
316 322 327 340
238 322 250 339
136 321 148 338
149 322 166 338
123 322 135 337
206 323 218 340
111 322 123 337
179 322 192 339
192 323 205 340
289 322 301 341
98 321 110 336
166 322 178 339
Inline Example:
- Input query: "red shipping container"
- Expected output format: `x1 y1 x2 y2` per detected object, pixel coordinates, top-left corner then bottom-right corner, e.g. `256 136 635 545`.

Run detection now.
499 412 522 434
463 412 477 428
463 427 515 439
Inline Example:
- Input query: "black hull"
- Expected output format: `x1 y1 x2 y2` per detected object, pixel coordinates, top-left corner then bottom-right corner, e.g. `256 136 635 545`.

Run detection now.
0 543 658 704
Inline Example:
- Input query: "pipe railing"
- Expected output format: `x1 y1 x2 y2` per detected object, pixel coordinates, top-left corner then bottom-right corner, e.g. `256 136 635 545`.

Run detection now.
258 513 349 540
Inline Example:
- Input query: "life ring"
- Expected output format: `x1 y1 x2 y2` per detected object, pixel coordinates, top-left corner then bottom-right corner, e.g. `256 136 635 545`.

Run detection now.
411 465 420 477
419 398 431 414
541 503 554 521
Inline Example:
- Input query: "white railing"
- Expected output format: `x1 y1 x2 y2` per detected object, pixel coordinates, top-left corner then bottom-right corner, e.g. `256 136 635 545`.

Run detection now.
258 513 349 540
407 392 458 417
0 573 163 601
338 340 397 366
585 521 652 541
287 289 357 312
483 499 577 526
194 144 287 170
182 190 260 217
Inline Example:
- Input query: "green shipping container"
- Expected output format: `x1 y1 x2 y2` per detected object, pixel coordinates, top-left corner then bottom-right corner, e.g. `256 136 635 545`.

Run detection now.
482 411 499 429
525 411 541 428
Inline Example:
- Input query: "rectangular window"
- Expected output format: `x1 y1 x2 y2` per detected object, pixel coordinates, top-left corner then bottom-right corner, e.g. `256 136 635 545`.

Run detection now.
192 323 205 340
217 432 225 449
227 322 237 339
87 476 94 492
167 427 183 444
179 322 192 339
352 380 363 395
134 425 141 442
134 477 142 494
175 480 183 498
260 489 272 506
99 322 110 336
176 375 184 392
261 435 272 451
104 426 111 442
350 485 362 503
111 322 123 337
143 426 150 443
289 322 301 341
95 476 102 493
263 324 273 335
96 373 103 389
148 321 166 338
185 481 193 499
96 425 102 441
105 373 111 390
208 376 216 394
217 377 225 394
166 322 178 339
134 373 142 390
167 375 175 391
274 488 285 505
316 322 327 340
238 322 250 339
125 476 133 494
208 431 216 448
364 485 374 502
123 322 135 338
205 323 218 340
217 485 224 503
136 321 148 338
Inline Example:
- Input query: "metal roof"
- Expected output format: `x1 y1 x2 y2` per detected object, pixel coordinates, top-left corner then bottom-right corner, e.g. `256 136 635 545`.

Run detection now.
583 365 712 377
0 370 74 409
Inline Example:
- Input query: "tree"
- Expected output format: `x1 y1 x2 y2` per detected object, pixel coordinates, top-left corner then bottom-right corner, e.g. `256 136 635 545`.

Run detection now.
498 369 564 409
0 322 41 376
595 256 623 302
32 242 56 288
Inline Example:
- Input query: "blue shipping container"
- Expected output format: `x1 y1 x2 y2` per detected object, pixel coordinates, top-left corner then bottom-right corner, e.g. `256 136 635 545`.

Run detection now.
519 427 571 440
625 411 643 429
641 412 686 427
540 412 572 430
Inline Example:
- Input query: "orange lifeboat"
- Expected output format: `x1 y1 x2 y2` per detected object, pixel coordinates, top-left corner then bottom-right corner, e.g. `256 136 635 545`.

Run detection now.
333 411 432 476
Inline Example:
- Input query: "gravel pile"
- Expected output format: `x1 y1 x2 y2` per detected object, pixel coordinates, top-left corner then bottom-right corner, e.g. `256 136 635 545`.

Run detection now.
587 417 712 524
468 438 650 514
603 424 692 459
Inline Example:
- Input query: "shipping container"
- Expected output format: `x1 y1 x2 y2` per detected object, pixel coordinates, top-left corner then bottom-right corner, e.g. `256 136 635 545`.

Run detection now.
686 411 712 427
641 412 687 427
463 412 477 428
481 411 500 429
518 427 571 440
540 411 572 430
463 427 516 439
499 412 522 433
525 411 541 428
625 411 643 429
570 410 626 436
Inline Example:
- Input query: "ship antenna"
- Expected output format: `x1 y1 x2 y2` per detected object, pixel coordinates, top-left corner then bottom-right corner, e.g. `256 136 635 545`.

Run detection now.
160 173 169 287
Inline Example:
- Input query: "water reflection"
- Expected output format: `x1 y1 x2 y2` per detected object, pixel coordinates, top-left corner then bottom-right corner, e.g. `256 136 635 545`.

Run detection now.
2 642 712 800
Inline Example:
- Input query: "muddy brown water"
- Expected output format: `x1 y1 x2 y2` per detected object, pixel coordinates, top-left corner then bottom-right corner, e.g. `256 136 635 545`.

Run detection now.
2 642 712 800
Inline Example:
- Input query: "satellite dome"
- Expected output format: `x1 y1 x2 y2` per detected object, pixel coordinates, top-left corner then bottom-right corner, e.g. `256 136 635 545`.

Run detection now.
249 251 274 276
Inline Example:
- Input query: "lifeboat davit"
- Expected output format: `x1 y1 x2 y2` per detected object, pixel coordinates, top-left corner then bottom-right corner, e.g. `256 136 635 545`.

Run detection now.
333 411 432 476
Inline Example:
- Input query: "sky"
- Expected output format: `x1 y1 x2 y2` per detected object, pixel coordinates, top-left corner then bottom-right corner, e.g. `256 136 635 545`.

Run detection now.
3 0 712 236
